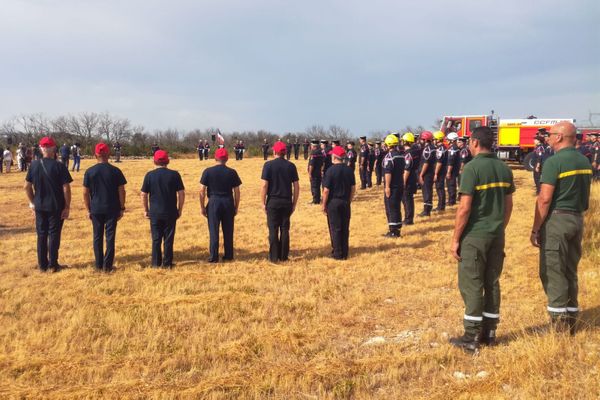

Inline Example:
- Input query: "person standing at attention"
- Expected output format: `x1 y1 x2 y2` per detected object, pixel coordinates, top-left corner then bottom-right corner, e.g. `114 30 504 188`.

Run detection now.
200 148 242 263
530 121 592 335
261 141 300 262
24 137 73 272
141 150 185 268
83 143 127 273
449 126 515 352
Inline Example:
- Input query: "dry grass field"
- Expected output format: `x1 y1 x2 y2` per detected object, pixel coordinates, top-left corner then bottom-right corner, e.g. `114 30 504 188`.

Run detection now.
0 156 598 399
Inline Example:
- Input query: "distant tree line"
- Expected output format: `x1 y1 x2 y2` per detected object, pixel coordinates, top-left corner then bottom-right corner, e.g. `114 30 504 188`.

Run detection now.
0 112 435 157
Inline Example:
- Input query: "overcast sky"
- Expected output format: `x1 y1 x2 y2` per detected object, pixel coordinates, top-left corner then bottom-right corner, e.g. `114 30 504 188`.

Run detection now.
0 0 598 134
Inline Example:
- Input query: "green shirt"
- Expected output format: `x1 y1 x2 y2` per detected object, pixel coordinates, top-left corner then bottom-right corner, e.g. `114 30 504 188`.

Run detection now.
459 153 515 238
540 146 592 213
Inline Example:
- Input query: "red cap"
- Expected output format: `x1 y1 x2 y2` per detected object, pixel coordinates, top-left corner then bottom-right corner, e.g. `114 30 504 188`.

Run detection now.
95 143 110 156
331 146 346 158
39 136 56 147
273 141 287 153
154 150 169 164
215 148 228 160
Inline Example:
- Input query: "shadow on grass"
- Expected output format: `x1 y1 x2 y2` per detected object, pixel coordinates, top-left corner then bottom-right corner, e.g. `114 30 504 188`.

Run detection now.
0 225 33 237
499 305 600 344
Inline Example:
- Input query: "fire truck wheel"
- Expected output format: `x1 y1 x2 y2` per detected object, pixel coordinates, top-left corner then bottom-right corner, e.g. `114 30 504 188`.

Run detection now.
523 152 535 172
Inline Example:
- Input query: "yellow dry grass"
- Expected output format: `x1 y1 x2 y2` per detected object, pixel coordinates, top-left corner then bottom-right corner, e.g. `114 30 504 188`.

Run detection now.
0 157 598 400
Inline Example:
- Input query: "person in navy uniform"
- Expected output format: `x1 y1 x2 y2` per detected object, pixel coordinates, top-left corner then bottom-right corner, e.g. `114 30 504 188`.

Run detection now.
418 131 435 217
59 143 70 168
367 142 376 188
321 140 332 177
234 141 241 161
374 141 385 186
445 133 461 206
239 140 245 160
151 142 160 156
532 133 545 194
303 139 310 160
83 143 127 273
262 139 270 160
203 140 211 160
308 140 324 204
141 150 185 268
197 140 204 160
588 133 599 180
433 131 447 211
261 141 300 262
358 136 369 189
24 137 73 272
382 134 405 237
322 146 356 259
458 137 472 173
401 133 419 225
293 139 300 160
345 141 357 172
200 148 242 263
113 141 122 163
285 139 293 160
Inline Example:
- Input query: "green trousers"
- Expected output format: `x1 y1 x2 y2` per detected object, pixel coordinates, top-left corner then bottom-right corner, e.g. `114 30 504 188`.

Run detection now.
540 212 583 319
458 235 505 337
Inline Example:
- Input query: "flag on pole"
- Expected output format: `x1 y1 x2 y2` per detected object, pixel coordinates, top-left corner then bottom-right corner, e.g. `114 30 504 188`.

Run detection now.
217 129 225 145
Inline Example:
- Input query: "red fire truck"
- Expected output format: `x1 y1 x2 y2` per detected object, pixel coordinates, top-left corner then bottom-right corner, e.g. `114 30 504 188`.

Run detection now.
439 114 574 167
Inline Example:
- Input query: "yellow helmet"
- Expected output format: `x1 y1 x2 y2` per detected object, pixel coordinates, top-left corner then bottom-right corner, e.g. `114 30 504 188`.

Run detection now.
433 131 445 141
402 132 415 143
384 134 399 147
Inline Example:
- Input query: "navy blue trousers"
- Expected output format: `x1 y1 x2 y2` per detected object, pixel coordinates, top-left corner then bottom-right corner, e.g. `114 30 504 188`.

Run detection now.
91 213 118 270
207 196 235 261
35 211 64 270
151 217 177 267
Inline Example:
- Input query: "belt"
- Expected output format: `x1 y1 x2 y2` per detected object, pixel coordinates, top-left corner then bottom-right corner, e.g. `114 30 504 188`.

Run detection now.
552 209 582 216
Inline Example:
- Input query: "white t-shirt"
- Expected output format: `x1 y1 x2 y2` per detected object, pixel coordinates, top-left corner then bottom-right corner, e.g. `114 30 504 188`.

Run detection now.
3 149 12 161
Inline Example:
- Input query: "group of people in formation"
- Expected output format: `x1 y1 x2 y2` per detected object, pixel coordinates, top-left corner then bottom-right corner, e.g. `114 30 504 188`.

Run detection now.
307 130 473 237
22 121 593 352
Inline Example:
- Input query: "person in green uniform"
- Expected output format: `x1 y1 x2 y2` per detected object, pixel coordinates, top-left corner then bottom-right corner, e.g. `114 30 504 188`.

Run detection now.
530 121 592 335
449 126 515 352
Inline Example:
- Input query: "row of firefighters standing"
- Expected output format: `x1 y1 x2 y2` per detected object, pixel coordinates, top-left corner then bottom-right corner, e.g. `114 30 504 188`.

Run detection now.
308 130 472 237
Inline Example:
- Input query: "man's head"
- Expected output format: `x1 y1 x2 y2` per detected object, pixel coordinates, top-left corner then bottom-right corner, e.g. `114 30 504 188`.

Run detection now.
359 136 366 144
320 140 327 149
153 150 170 166
215 147 228 163
332 140 340 148
347 141 354 149
547 121 577 151
95 142 110 161
273 141 287 158
39 137 56 157
469 126 494 155
331 145 346 163
310 140 318 149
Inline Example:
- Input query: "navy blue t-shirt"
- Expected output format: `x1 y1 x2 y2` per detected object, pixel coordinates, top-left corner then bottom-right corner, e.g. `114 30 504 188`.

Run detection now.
200 164 242 197
323 163 356 202
141 167 185 219
383 149 406 189
26 158 73 212
261 157 299 201
83 163 127 216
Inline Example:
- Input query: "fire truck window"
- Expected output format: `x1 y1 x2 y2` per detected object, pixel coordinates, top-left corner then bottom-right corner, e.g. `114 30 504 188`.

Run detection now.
469 120 482 132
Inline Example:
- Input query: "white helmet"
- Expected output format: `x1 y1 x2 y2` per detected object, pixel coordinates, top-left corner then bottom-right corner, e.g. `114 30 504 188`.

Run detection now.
447 132 459 141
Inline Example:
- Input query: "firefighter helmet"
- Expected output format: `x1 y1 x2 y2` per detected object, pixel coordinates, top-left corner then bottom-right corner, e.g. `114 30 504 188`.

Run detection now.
384 134 399 147
420 131 433 141
433 131 445 141
447 132 459 141
402 132 415 143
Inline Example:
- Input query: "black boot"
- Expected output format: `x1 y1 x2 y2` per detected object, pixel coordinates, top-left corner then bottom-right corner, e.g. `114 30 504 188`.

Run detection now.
449 333 480 352
479 329 496 346
567 313 578 336
418 210 430 217
550 315 570 334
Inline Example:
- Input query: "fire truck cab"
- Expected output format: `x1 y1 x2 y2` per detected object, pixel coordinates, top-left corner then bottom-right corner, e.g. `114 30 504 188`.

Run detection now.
439 114 574 165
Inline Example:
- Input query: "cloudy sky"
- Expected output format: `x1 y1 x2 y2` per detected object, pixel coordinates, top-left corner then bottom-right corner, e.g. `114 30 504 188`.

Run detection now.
0 0 598 134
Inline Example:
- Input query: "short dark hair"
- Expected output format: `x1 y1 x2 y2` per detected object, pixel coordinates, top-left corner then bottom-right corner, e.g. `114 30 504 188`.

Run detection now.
471 126 494 150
